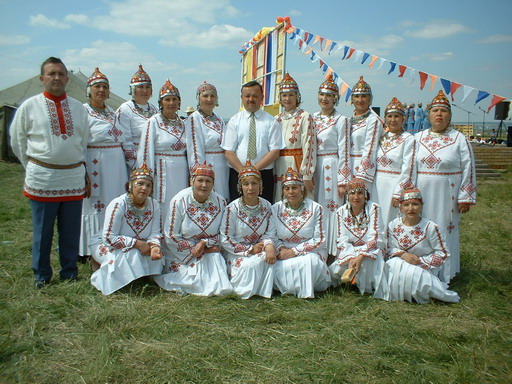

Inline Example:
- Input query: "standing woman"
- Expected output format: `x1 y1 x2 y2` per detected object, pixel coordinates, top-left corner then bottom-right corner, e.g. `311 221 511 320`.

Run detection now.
271 167 331 298
371 97 417 227
330 178 388 299
80 68 128 259
386 188 459 303
274 73 317 200
116 65 158 172
186 81 229 200
349 76 384 186
137 79 188 220
220 161 277 299
313 73 351 257
415 90 476 283
90 165 163 295
154 163 232 296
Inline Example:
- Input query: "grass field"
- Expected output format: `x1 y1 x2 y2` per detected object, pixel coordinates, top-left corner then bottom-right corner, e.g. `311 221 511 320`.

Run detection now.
0 161 510 384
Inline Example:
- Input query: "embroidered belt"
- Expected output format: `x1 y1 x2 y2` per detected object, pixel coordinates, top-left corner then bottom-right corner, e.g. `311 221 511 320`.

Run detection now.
350 154 362 157
417 170 462 176
155 152 186 157
206 150 225 154
87 144 122 149
29 157 84 170
318 152 337 157
376 169 400 175
280 148 303 173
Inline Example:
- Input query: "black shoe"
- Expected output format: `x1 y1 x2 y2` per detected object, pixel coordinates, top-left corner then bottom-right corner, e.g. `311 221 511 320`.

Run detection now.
35 280 50 289
78 255 90 264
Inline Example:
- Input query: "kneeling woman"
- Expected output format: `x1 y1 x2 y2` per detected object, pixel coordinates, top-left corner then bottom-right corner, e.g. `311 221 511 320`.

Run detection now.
330 178 388 299
386 188 459 303
91 165 164 295
270 167 331 298
220 161 277 299
154 163 232 296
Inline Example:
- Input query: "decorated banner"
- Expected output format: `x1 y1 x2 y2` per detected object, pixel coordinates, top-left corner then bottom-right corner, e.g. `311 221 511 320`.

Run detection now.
264 17 509 112
239 19 288 116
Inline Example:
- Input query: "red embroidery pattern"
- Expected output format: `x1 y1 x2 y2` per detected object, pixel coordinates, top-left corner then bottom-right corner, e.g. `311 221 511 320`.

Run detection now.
46 98 74 139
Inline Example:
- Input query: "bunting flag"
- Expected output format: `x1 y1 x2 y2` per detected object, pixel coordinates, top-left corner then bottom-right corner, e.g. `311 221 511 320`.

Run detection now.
440 78 451 95
475 91 490 104
369 55 378 69
398 65 407 78
487 95 506 112
388 62 396 75
450 82 462 101
419 71 428 90
429 75 438 91
346 48 355 60
461 85 475 104
361 52 370 64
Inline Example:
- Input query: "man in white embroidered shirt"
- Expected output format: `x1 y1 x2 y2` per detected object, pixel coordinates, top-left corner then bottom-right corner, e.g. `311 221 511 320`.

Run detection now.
10 57 90 288
221 81 284 203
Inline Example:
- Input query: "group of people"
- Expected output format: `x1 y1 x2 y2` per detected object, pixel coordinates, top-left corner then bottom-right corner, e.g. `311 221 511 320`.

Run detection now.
10 57 477 304
404 102 430 134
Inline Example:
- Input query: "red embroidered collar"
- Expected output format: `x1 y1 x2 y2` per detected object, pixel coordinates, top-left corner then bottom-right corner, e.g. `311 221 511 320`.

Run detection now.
43 91 67 102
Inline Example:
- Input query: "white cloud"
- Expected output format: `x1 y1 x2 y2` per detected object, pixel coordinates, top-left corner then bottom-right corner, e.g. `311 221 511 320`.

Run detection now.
476 34 512 44
410 52 454 61
64 14 89 24
336 34 404 56
160 24 252 49
289 10 302 16
405 21 471 39
29 14 70 29
0 34 30 46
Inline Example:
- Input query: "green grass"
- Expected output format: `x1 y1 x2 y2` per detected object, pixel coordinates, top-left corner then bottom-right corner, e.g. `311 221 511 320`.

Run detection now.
0 161 510 384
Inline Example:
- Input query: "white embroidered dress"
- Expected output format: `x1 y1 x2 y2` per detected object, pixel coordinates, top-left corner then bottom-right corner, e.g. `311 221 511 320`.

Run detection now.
386 217 459 303
274 109 317 199
186 110 229 200
313 111 351 255
371 131 417 226
116 100 158 171
349 110 384 184
80 103 128 256
154 187 232 296
137 113 188 220
220 197 276 298
90 194 164 295
330 201 389 299
415 128 477 282
270 198 331 298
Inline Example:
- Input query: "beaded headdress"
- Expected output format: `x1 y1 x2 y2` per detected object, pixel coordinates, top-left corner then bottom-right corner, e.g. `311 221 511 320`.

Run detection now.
191 162 215 180
399 188 422 204
281 167 303 186
196 81 218 98
351 75 372 96
318 73 339 95
129 64 152 95
427 90 451 111
279 73 299 94
129 163 153 182
346 178 368 194
159 79 180 100
87 67 109 86
385 97 405 116
238 160 261 181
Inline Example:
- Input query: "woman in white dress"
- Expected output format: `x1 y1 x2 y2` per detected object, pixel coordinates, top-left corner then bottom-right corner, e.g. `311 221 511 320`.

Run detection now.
154 163 232 296
274 73 317 200
186 81 229 200
220 161 277 299
116 65 158 172
313 74 351 257
137 79 188 220
80 68 128 260
415 90 476 282
271 167 331 298
330 178 388 299
90 165 163 295
386 188 460 303
371 97 417 227
349 76 384 185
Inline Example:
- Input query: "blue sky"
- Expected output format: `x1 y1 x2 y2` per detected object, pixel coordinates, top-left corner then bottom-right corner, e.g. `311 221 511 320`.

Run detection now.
1 0 511 124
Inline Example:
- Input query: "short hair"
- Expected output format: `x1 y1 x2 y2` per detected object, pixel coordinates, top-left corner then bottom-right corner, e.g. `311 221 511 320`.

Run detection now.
40 57 67 76
241 80 263 95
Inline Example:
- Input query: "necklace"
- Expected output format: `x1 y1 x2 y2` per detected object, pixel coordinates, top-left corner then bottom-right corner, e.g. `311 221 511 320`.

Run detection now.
350 208 368 229
132 100 153 119
284 199 305 216
350 109 371 125
240 197 261 216
190 190 211 208
429 126 452 138
89 102 112 119
126 193 147 218
161 112 183 127
380 130 403 149
317 109 336 123
281 107 300 120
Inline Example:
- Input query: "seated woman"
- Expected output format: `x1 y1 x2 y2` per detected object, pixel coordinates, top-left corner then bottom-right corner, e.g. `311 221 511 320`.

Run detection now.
220 161 277 299
90 165 164 295
154 163 232 296
270 167 331 298
329 178 388 300
386 188 460 303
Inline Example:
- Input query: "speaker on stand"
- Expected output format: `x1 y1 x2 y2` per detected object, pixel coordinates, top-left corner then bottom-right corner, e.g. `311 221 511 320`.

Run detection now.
494 101 510 140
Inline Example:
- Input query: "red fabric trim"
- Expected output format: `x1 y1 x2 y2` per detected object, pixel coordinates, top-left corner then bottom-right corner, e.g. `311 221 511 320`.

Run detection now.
43 91 67 134
23 190 84 202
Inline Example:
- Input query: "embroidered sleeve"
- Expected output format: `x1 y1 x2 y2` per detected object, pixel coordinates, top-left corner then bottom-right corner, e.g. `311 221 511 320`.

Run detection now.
164 197 195 265
185 113 206 169
136 118 155 174
293 203 325 255
116 105 136 168
357 203 384 260
393 135 417 198
299 113 317 180
337 116 352 186
103 200 137 251
335 207 357 264
457 136 477 204
355 115 383 183
418 222 449 269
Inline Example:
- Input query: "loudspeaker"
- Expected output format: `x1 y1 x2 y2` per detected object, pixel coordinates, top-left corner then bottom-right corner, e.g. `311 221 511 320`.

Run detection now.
507 126 512 147
494 101 510 120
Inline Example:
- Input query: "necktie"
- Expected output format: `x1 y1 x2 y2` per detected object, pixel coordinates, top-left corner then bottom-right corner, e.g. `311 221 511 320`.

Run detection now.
247 112 257 160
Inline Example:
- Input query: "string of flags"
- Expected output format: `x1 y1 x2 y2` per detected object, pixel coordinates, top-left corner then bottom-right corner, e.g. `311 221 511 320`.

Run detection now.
239 17 508 112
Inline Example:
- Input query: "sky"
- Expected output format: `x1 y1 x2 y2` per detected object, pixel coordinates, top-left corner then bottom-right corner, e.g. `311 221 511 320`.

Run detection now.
1 0 511 126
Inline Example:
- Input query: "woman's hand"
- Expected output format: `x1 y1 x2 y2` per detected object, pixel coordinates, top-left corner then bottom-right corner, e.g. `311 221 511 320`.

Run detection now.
191 240 206 258
250 242 264 255
204 245 220 254
150 245 162 260
391 198 400 208
400 252 420 265
348 254 364 273
278 247 296 260
458 202 471 214
264 244 277 264
135 240 151 256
